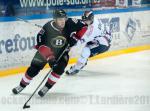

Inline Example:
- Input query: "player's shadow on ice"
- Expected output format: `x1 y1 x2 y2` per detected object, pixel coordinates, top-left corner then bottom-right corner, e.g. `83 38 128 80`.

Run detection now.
40 92 73 98
12 92 38 97
17 92 72 97
67 70 119 78
15 92 73 99
11 92 74 104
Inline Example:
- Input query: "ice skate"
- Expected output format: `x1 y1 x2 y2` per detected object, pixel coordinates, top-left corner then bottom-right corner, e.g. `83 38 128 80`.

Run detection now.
12 85 25 94
38 86 49 97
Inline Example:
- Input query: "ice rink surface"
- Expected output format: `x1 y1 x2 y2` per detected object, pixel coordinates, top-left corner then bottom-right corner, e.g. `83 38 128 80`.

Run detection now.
0 50 150 111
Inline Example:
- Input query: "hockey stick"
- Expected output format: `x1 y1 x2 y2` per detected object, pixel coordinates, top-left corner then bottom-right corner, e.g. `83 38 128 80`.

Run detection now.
23 44 70 109
16 17 43 28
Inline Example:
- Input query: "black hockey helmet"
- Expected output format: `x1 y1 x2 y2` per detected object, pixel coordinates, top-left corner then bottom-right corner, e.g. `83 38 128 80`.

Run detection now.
53 9 67 19
82 10 94 22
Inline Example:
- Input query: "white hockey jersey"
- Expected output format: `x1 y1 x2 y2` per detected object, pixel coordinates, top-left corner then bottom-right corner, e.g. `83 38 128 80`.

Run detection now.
80 18 112 46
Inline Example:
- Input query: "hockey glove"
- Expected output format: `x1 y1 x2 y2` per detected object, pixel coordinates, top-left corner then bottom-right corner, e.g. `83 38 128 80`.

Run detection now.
38 45 55 61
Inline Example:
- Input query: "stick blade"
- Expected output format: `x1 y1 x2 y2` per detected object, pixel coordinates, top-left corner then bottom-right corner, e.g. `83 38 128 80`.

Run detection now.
23 103 30 109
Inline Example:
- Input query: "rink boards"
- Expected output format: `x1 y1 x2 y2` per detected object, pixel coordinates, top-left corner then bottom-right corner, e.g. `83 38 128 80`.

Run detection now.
0 8 150 77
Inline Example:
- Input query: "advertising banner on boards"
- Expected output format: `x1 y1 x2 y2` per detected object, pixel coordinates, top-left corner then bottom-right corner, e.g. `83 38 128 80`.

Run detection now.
0 10 150 70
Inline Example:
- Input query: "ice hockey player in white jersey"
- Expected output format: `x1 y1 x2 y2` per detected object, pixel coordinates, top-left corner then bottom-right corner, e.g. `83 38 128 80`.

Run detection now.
66 10 112 75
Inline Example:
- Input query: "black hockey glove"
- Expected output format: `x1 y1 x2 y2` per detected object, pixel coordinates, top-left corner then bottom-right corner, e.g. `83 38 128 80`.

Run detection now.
68 33 78 47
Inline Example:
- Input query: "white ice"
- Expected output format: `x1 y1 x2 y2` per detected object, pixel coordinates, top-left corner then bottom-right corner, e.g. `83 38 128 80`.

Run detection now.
0 50 150 111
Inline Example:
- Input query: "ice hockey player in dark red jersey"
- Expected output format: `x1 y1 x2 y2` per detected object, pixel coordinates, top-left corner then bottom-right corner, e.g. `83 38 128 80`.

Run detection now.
12 9 88 97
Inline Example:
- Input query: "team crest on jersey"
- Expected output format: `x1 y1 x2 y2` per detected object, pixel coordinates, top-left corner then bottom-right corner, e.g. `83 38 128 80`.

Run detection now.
51 36 66 48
